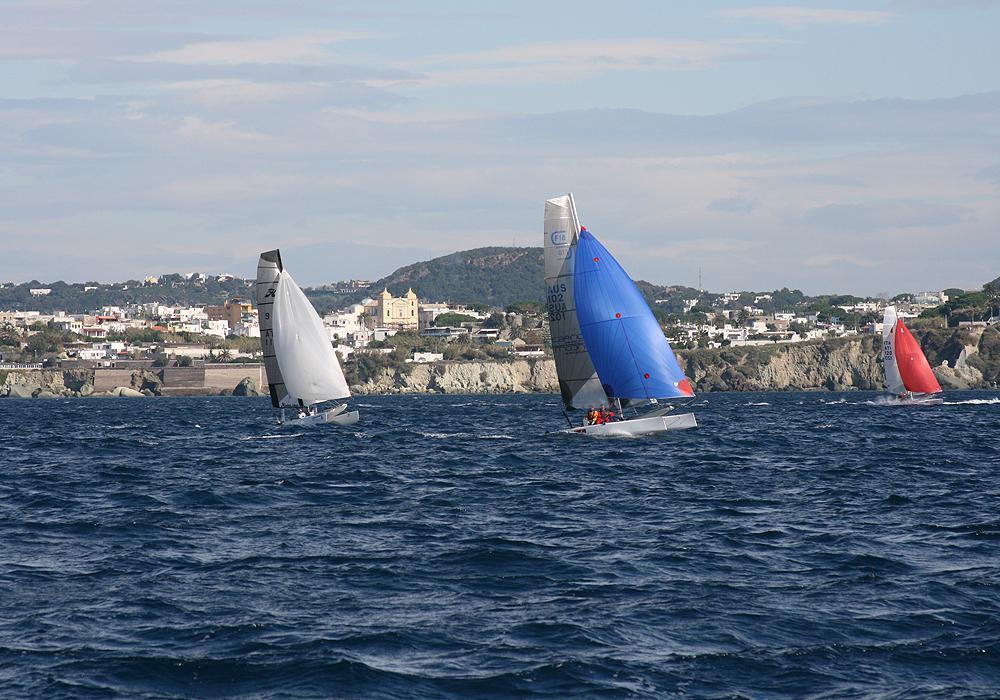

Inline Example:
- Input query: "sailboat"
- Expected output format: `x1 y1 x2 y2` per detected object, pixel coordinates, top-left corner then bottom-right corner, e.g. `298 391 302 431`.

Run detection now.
256 249 360 427
881 305 943 405
544 193 697 436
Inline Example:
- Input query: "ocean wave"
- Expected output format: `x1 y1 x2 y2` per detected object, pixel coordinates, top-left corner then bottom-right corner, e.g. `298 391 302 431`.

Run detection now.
3 392 998 697
239 433 303 440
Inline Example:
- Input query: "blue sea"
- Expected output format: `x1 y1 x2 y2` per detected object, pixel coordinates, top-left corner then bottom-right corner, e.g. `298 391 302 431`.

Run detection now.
1 392 999 699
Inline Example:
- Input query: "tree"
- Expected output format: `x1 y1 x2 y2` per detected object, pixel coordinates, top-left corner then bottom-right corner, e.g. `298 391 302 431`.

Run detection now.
434 312 479 326
984 281 1000 319
0 326 20 347
506 301 542 314
177 355 193 367
483 312 506 329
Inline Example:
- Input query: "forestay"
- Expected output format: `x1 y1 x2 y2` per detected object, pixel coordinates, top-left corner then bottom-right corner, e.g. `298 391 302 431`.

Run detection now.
543 194 607 410
573 229 694 401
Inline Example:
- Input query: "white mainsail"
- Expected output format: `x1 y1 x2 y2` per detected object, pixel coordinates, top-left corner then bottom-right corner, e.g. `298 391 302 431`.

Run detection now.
272 269 350 406
256 249 350 408
544 193 607 410
882 306 905 395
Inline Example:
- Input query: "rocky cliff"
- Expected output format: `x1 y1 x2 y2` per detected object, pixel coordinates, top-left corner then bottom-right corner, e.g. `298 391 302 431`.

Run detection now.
679 327 998 392
3 328 997 397
351 359 558 395
680 338 884 392
351 327 999 394
0 368 160 398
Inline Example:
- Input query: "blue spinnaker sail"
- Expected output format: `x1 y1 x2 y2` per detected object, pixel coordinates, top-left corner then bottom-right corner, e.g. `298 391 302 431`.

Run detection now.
574 229 694 400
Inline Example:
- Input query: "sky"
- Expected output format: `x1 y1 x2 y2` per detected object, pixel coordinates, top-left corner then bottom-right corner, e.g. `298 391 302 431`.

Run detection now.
0 0 998 295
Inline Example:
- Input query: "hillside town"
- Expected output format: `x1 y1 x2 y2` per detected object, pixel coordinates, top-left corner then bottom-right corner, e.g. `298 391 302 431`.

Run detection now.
0 271 989 374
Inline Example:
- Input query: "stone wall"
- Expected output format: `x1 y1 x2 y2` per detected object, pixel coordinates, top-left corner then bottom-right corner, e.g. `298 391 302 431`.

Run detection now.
204 364 267 391
93 369 136 392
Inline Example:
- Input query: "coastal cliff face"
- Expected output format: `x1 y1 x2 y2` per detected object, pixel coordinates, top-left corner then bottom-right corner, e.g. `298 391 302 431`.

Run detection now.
679 327 998 392
2 328 997 397
680 337 884 392
350 327 999 394
0 368 159 398
348 339 889 395
351 359 558 395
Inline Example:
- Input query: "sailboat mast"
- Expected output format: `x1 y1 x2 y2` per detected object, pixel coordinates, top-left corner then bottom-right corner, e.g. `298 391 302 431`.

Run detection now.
568 193 580 235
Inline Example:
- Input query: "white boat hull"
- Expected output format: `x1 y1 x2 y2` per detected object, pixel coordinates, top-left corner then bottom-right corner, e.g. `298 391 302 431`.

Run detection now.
280 404 359 427
556 412 697 437
884 393 944 406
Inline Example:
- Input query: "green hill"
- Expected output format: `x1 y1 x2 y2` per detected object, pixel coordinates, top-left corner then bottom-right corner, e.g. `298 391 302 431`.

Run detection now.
0 274 253 313
366 247 544 307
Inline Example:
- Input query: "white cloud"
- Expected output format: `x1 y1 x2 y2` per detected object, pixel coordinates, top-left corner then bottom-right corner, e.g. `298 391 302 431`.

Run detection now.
406 38 780 88
135 30 376 66
176 116 271 143
803 254 880 268
157 173 309 203
164 79 329 105
715 6 895 28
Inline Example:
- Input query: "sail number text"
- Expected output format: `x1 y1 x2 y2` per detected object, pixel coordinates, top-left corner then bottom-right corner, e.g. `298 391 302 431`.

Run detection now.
546 283 568 322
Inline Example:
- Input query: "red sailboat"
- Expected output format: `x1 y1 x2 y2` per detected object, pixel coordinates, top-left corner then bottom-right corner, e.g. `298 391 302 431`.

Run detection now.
881 306 943 405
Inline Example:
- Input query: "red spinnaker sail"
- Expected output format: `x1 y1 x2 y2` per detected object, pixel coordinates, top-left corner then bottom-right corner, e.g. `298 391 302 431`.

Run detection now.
893 319 942 394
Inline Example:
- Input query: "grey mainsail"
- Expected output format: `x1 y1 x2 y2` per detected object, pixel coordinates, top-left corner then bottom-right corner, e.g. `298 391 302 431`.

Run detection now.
256 250 289 408
543 194 608 410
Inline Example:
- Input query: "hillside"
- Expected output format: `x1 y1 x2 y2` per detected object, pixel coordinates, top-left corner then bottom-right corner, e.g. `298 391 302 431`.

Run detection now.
367 247 544 307
0 275 253 313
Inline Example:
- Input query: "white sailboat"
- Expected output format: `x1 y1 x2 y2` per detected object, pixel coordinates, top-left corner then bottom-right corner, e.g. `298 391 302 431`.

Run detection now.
544 194 697 436
881 305 943 406
256 249 359 427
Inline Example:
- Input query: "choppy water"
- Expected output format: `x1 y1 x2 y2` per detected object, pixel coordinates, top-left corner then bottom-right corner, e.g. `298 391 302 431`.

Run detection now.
1 392 999 698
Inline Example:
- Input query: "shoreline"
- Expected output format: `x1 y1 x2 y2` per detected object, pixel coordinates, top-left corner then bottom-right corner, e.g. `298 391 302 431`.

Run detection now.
2 330 997 399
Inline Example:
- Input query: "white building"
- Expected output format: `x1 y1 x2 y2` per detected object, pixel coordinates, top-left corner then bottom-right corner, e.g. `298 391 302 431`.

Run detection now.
411 351 444 363
914 291 948 306
232 319 260 338
324 309 365 340
81 326 108 340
